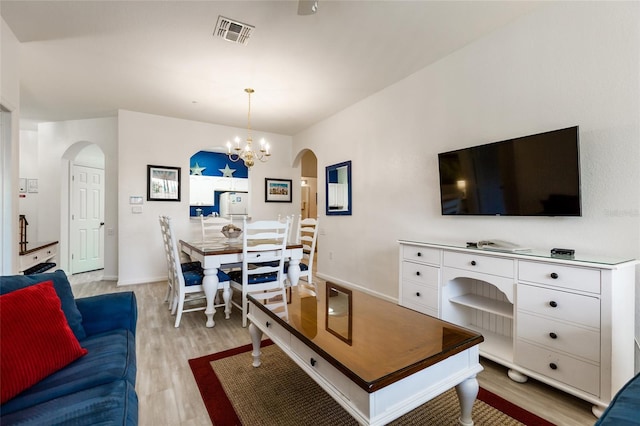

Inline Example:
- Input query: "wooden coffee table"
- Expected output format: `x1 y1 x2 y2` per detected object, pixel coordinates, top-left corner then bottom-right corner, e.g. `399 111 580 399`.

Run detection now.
248 282 484 426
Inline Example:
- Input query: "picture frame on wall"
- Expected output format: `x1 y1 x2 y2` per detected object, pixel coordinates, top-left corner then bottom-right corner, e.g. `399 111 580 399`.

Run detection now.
265 178 292 203
147 165 181 201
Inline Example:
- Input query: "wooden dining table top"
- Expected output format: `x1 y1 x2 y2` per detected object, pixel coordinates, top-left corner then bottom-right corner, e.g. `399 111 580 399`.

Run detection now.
180 239 302 256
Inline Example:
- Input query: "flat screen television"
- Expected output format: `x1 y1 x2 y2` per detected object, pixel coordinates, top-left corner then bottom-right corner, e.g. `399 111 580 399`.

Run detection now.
438 126 581 216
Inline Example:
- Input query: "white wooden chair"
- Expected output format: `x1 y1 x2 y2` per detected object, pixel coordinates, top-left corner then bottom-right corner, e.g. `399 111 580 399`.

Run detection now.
277 213 296 245
159 215 192 310
294 217 318 286
200 215 232 241
159 215 231 327
228 217 290 327
201 214 243 271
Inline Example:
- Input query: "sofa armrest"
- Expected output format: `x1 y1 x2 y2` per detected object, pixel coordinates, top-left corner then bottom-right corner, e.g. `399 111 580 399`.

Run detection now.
76 292 137 337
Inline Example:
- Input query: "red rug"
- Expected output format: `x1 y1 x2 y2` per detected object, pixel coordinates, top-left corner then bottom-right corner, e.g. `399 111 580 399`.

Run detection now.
189 340 555 426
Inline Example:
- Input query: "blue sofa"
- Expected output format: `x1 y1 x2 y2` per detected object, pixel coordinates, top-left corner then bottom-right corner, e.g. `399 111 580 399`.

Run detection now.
0 270 138 425
596 371 640 425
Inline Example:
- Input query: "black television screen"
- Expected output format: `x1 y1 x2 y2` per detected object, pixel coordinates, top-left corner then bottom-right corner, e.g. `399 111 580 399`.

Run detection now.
438 126 581 216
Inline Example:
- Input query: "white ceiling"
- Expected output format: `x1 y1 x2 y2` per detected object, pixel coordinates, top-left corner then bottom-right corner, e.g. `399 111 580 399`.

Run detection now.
1 0 541 135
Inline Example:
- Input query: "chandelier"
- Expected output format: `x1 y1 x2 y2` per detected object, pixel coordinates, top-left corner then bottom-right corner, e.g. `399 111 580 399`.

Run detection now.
226 88 271 168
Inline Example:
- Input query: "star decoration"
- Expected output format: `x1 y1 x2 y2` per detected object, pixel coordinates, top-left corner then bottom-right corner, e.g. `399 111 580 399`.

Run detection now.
219 164 236 178
190 162 206 175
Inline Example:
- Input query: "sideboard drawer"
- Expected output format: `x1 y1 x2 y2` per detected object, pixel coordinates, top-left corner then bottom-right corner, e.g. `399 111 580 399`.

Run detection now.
401 281 438 315
517 284 600 329
517 311 600 362
519 261 601 294
401 262 439 286
402 245 440 265
516 340 599 396
443 251 514 278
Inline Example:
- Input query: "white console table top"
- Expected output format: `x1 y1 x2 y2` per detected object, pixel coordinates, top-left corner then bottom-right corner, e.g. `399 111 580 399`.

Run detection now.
398 239 637 269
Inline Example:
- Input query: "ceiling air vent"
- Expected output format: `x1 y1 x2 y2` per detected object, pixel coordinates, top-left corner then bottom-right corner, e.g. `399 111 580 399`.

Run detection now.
214 16 254 46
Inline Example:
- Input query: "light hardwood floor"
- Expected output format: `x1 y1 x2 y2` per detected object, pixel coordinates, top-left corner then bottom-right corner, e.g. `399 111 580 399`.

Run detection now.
70 274 596 426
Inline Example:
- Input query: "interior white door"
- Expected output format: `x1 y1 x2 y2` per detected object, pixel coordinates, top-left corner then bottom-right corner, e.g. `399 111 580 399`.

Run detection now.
71 164 105 273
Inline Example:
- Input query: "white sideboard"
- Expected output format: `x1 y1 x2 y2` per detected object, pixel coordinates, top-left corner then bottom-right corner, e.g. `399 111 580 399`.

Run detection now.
398 239 637 417
18 241 59 274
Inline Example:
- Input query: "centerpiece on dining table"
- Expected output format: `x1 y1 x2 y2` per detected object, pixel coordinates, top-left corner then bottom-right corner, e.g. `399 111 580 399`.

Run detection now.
221 224 242 241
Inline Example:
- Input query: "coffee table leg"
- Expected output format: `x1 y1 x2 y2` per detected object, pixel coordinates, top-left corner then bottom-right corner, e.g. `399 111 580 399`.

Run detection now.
249 322 263 367
455 375 478 426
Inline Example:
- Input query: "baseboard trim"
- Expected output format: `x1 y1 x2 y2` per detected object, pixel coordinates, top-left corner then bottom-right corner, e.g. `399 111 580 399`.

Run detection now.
315 272 397 303
117 276 166 286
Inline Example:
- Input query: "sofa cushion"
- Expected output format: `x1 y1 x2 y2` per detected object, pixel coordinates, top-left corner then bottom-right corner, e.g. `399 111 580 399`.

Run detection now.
0 281 88 404
0 329 135 415
0 270 86 340
76 292 138 337
0 380 138 426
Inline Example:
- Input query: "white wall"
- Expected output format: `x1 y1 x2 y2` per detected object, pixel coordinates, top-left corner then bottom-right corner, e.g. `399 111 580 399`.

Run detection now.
18 130 39 241
37 118 118 279
0 17 21 274
117 110 297 285
294 2 640 301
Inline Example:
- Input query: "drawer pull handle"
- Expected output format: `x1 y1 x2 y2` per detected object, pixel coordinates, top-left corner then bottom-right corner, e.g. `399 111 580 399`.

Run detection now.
310 358 317 367
550 272 559 279
549 363 558 370
417 252 422 257
256 254 261 257
549 301 558 308
470 260 477 266
549 332 558 339
265 321 271 328
415 271 421 276
33 256 38 260
415 292 421 297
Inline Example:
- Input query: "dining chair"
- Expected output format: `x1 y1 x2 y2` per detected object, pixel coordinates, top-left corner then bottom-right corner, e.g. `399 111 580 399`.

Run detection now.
159 216 197 310
277 213 296 244
289 217 319 286
159 215 231 327
200 215 232 241
228 217 290 327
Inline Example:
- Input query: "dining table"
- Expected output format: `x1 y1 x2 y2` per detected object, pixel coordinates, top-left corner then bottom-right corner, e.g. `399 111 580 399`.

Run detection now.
179 238 303 327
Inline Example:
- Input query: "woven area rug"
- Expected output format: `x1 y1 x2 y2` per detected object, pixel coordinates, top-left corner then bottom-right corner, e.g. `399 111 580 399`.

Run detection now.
189 341 555 426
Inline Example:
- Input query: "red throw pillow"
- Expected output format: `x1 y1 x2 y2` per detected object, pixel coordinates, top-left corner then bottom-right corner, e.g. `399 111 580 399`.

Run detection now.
0 280 88 403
